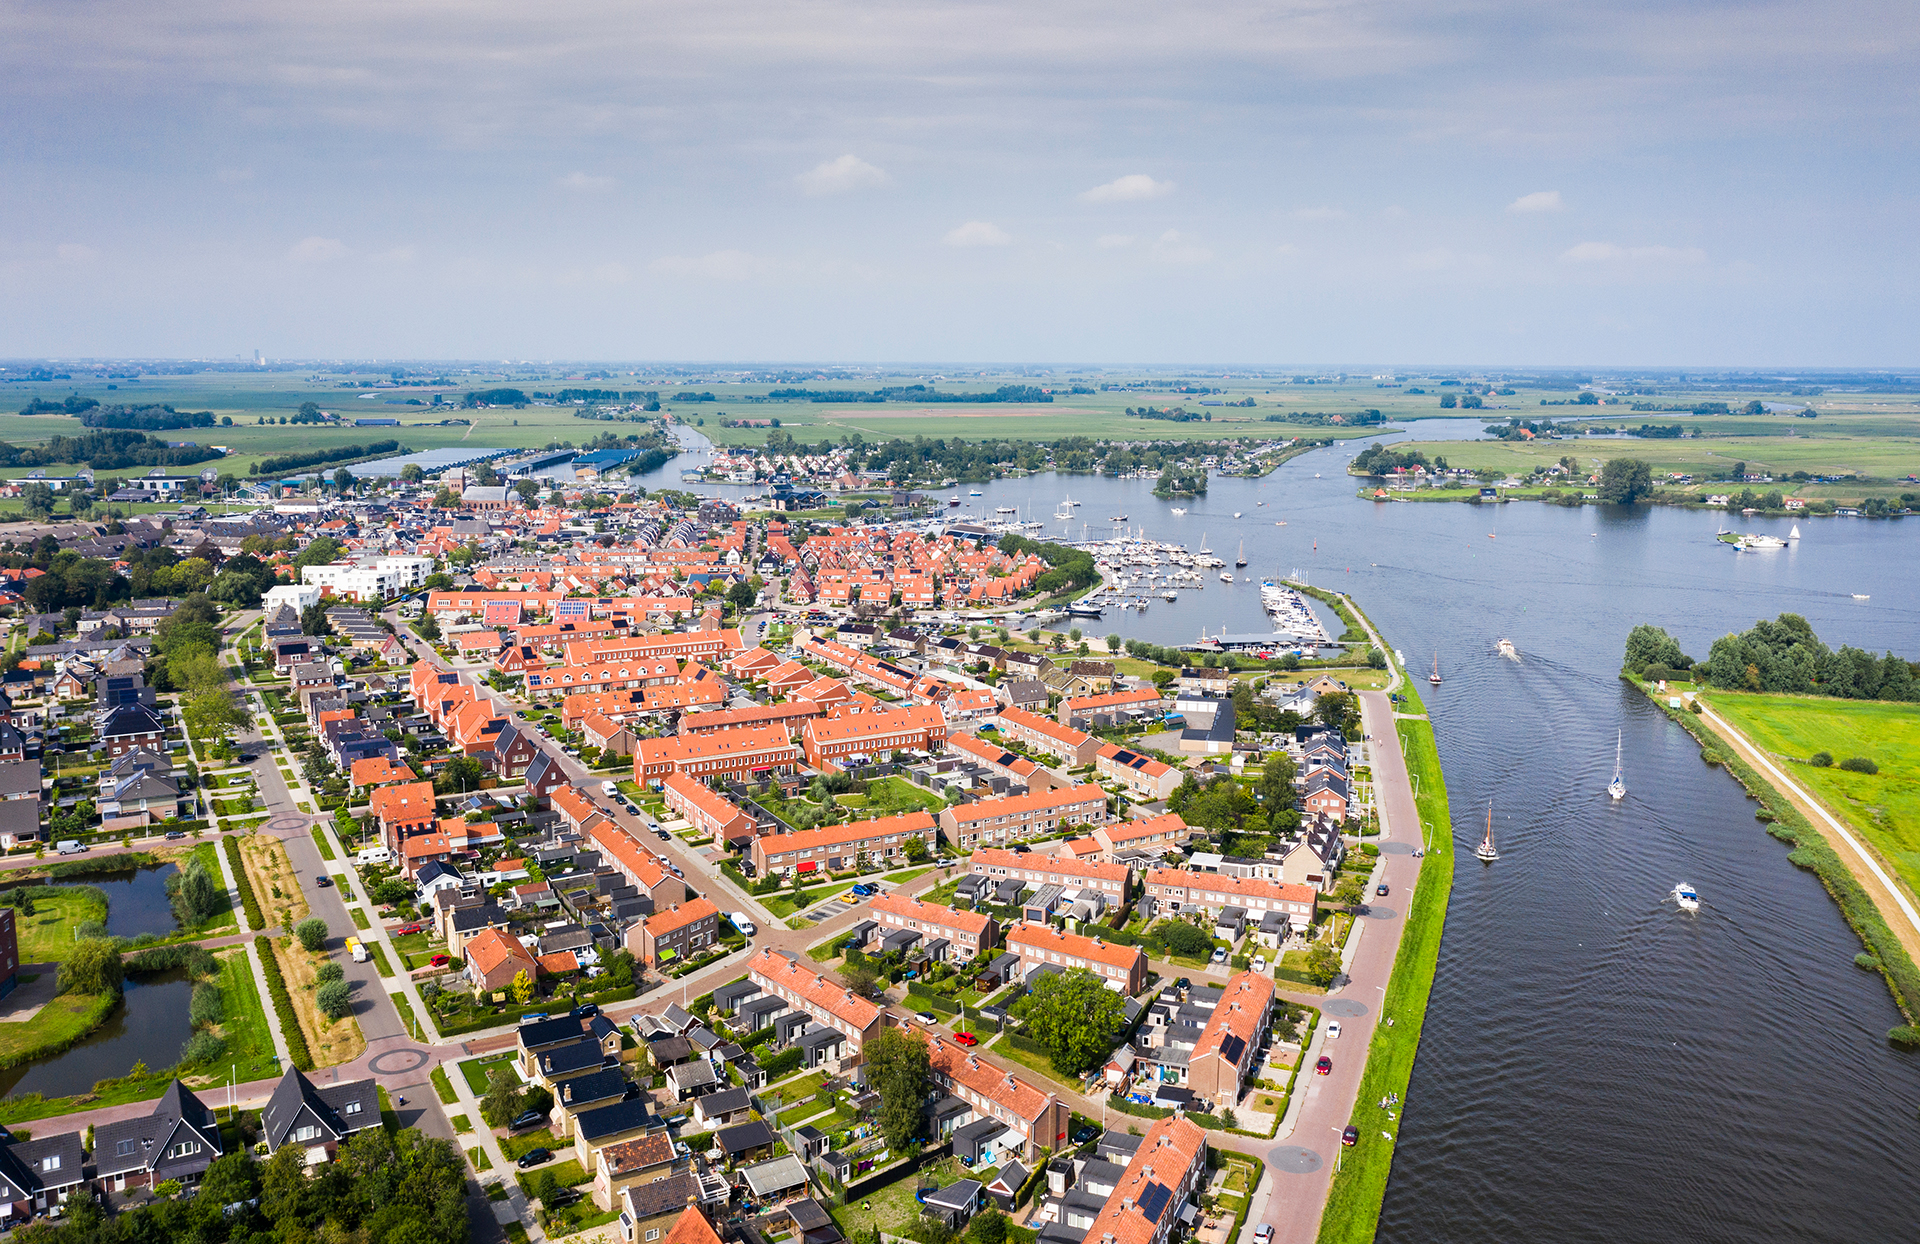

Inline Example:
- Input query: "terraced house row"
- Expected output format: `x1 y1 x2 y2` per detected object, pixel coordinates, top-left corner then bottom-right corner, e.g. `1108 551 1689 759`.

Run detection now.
938 784 1110 850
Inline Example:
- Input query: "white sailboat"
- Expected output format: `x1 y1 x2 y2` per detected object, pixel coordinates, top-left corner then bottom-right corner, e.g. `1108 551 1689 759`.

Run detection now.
1607 730 1627 801
1428 652 1441 686
1476 801 1500 862
1789 523 1801 540
1235 539 1247 568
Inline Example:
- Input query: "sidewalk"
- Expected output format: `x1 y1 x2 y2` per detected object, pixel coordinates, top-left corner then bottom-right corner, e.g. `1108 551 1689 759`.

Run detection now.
444 1046 548 1243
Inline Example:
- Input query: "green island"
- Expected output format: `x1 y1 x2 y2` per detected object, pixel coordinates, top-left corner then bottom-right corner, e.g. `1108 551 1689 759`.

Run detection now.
1620 616 1920 1042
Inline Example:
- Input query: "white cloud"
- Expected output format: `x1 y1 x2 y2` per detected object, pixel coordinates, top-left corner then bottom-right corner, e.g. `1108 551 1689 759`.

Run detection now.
558 171 615 192
55 243 99 263
1294 207 1346 222
1081 174 1175 203
796 154 889 196
651 250 763 281
1150 230 1211 264
943 221 1010 247
1561 241 1706 264
287 236 348 263
1095 234 1136 249
1508 190 1564 213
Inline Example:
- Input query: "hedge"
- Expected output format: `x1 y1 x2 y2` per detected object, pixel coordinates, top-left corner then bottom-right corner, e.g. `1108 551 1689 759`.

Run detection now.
1105 1094 1172 1119
760 1047 803 1080
255 936 313 1071
226 837 264 931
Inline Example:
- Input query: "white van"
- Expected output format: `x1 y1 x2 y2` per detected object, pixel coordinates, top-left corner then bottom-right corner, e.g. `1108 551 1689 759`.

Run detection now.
600 781 620 797
356 847 393 866
55 840 86 855
729 912 757 936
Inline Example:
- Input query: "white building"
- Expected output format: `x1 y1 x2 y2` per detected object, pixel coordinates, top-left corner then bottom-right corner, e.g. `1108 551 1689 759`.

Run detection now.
300 556 433 602
263 584 325 615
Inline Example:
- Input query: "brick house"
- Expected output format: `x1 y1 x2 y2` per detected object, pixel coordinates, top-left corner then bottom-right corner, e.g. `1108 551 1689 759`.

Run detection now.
625 897 721 970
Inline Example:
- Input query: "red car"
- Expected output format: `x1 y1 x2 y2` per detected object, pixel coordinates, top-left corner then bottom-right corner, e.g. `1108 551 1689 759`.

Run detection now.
1316 1056 1332 1075
395 923 423 936
429 953 450 967
954 1032 979 1047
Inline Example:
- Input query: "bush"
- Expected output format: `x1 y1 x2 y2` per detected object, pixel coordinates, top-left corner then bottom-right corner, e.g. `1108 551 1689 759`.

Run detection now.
188 980 224 1026
180 1030 226 1065
294 917 329 952
315 962 345 984
1809 751 1834 767
1839 756 1879 774
257 936 313 1071
316 980 352 1021
59 937 125 997
225 837 264 930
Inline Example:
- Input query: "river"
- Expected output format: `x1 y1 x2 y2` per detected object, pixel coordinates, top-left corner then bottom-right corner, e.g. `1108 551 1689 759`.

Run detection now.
641 420 1920 1240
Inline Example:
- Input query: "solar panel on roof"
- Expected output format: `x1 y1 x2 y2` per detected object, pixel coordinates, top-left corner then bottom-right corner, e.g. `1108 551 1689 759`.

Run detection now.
1136 1182 1172 1223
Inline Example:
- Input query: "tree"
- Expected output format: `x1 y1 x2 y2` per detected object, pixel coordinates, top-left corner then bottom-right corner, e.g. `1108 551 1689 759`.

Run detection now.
1017 969 1125 1075
514 478 541 504
20 482 54 519
1598 457 1653 504
59 935 125 996
294 917 330 952
839 963 879 997
970 1211 1010 1244
197 1151 260 1208
1305 940 1341 987
902 837 930 864
316 979 352 1021
1332 875 1369 910
1258 751 1297 815
1161 920 1214 958
510 969 535 1004
864 1028 930 1154
167 856 223 927
294 536 344 569
1367 647 1386 670
435 755 483 795
1315 691 1359 737
1621 624 1689 675
333 467 356 492
606 949 636 988
727 580 758 612
400 463 425 483
480 1067 524 1126
417 611 442 640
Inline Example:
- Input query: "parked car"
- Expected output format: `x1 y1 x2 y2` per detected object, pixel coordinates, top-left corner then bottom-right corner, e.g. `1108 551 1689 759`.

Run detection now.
1071 1125 1098 1144
55 841 85 855
729 913 757 936
519 1013 548 1024
237 754 257 763
850 883 876 897
571 1003 599 1018
515 1148 551 1169
316 876 332 888
395 923 423 936
1254 1226 1274 1244
953 1032 978 1047
1173 977 1191 991
1341 1126 1359 1147
1316 1056 1332 1075
429 953 450 967
1251 956 1267 974
1210 947 1228 964
164 830 186 840
1377 883 1389 896
1326 1021 1341 1039
509 1110 545 1131
655 829 671 841
915 1011 937 1026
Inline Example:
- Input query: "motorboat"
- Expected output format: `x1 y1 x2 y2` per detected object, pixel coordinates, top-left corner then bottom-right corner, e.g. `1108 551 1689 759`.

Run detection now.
1673 883 1700 911
1162 589 1178 601
969 490 982 496
1233 511 1242 518
1853 593 1870 600
1171 507 1187 515
1737 533 1786 552
1219 572 1233 583
1496 638 1517 660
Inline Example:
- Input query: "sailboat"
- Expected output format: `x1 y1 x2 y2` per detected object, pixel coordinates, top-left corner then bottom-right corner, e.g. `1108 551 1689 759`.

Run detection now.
1476 801 1500 862
1789 524 1801 540
1428 653 1442 686
1235 540 1247 568
1607 730 1627 801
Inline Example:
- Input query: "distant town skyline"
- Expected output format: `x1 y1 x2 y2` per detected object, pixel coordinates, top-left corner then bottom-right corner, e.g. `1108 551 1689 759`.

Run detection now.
2 0 1914 365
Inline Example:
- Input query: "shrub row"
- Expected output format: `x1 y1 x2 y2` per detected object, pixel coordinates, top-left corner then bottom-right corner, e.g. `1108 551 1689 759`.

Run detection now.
225 836 264 932
255 936 313 1071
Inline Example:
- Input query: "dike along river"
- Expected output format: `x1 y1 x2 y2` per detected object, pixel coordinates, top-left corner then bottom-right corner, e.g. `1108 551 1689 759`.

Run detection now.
646 422 1920 1241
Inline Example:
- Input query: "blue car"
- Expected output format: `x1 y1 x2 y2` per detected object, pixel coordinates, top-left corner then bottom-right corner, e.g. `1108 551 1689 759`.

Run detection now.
850 884 876 897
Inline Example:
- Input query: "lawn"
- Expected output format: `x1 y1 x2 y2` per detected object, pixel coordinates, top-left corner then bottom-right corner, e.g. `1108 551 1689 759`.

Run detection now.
213 947 281 1081
829 1154 978 1238
0 991 114 1071
984 1034 1084 1099
461 1052 519 1096
11 886 109 963
500 1129 561 1161
431 1064 458 1104
882 866 935 885
761 885 848 920
1702 692 1920 900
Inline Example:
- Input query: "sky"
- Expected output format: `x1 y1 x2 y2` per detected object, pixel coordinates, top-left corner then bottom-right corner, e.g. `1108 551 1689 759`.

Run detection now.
2 0 1916 366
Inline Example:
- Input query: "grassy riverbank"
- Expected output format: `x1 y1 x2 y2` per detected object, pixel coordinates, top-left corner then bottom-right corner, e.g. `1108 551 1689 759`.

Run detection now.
1315 714 1456 1244
1698 692 1919 901
1307 598 1455 1244
0 991 117 1071
1636 681 1920 1041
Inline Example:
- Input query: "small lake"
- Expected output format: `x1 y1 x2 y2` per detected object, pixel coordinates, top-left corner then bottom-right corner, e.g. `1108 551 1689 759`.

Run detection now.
0 970 196 1100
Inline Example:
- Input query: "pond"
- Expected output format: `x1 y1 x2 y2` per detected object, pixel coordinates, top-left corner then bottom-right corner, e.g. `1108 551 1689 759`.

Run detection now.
1 863 184 941
0 969 196 1100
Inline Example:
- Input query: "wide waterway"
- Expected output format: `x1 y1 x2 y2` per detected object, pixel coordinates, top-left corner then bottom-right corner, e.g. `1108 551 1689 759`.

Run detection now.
642 422 1920 1240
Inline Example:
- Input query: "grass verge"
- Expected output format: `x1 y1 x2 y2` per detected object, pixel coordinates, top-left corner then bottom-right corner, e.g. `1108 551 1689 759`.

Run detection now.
1314 715 1455 1244
254 935 312 1071
431 1064 458 1104
212 947 280 1080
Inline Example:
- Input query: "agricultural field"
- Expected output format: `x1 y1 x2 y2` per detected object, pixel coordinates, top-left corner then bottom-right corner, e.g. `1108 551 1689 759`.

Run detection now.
1701 692 1920 899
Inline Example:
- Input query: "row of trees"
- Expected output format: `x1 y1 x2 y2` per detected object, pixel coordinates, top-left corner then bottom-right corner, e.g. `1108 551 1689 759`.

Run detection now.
1628 615 1919 700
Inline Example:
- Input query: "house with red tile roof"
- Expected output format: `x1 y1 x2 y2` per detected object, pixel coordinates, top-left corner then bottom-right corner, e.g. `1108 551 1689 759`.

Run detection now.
938 784 1109 851
464 926 540 993
800 703 947 768
634 724 801 784
994 706 1102 768
867 893 997 959
1089 1116 1210 1244
1004 924 1147 994
920 1031 1071 1160
750 810 937 877
1064 811 1192 862
966 848 1130 902
1185 971 1274 1108
625 897 720 969
746 948 882 1063
661 773 756 846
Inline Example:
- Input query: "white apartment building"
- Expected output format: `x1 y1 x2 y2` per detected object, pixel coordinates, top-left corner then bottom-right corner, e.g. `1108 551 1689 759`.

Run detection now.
300 556 434 602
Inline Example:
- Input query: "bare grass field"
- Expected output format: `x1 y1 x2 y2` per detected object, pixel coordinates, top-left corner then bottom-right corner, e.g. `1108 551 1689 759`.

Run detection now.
238 834 309 932
271 935 366 1068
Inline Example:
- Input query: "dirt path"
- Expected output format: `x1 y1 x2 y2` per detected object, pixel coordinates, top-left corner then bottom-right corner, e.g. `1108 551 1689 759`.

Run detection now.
1696 701 1920 966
